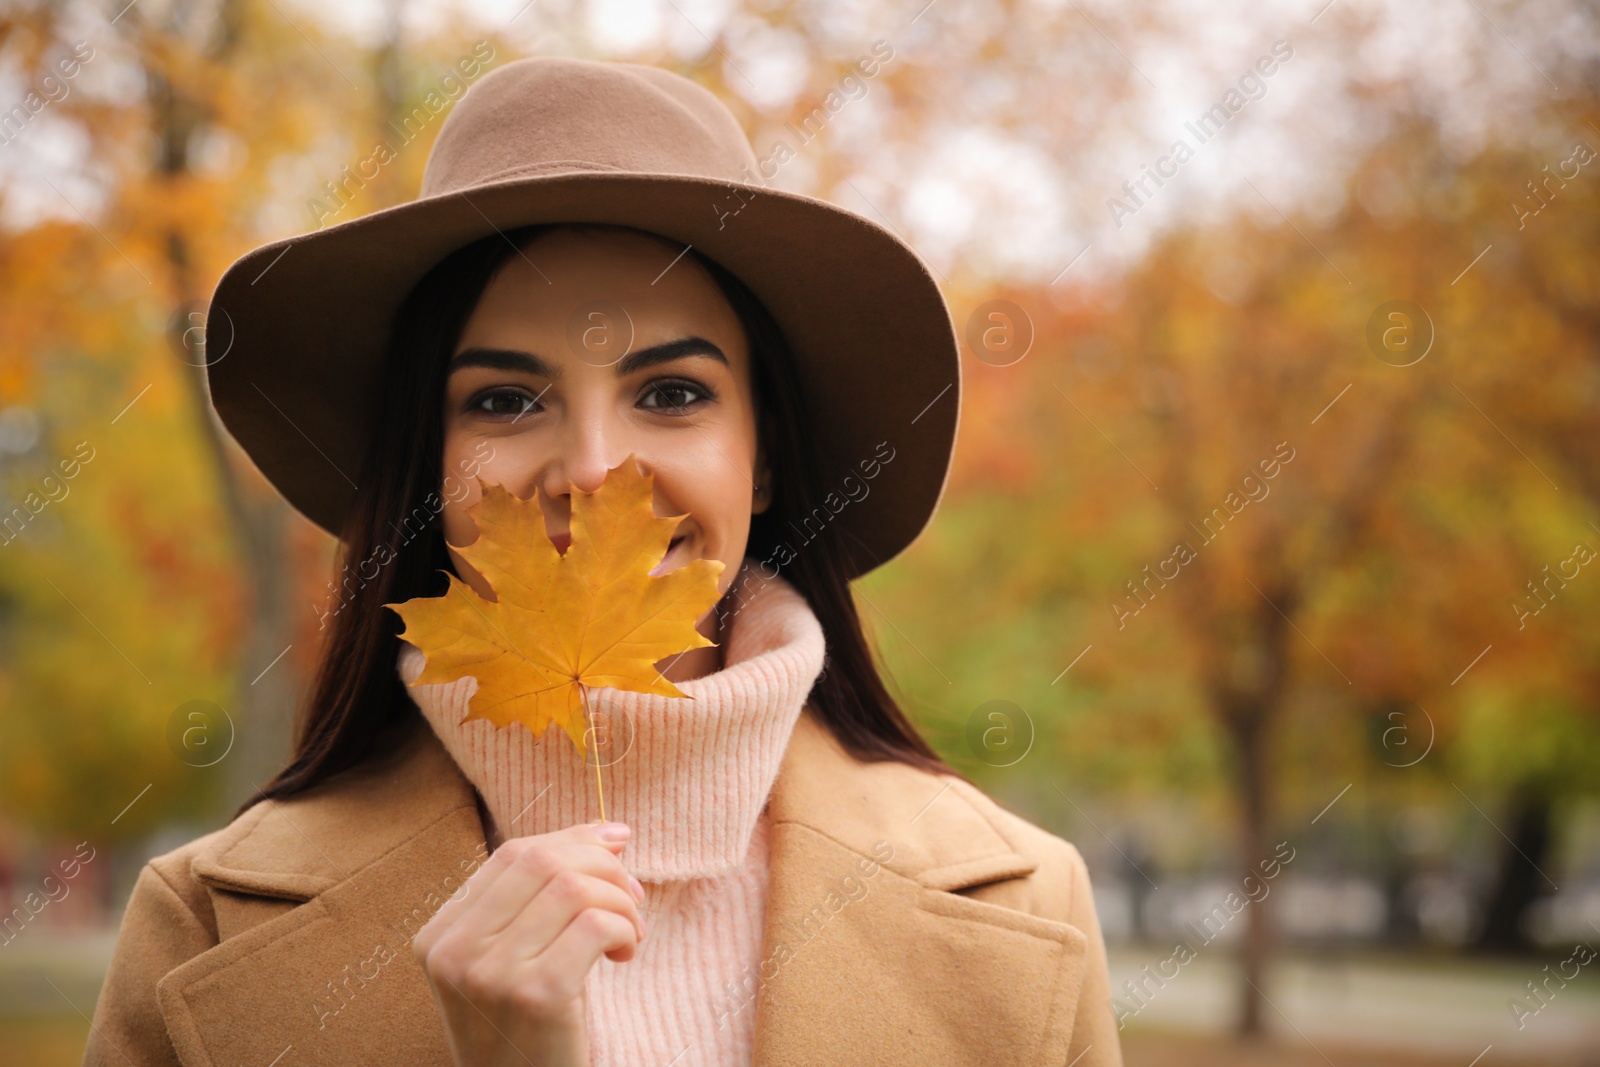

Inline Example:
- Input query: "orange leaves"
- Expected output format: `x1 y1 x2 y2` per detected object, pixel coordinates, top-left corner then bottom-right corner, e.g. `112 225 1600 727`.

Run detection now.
389 457 725 757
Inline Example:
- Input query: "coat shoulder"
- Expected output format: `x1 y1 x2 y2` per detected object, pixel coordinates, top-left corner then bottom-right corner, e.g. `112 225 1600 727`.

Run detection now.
193 717 479 902
940 776 1123 1067
141 824 236 934
83 795 326 1065
82 828 235 1065
803 754 1125 1067
83 721 477 1066
940 775 1099 925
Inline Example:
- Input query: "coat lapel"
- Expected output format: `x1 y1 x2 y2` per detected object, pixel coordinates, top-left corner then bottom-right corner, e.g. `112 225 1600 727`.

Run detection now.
751 710 1091 1067
158 709 1089 1066
159 721 490 1067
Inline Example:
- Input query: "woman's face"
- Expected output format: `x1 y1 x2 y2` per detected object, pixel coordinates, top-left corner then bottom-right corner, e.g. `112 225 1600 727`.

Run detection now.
439 226 770 670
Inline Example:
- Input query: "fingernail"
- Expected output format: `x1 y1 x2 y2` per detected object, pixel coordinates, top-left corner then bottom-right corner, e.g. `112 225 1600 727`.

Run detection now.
629 874 645 902
596 822 631 842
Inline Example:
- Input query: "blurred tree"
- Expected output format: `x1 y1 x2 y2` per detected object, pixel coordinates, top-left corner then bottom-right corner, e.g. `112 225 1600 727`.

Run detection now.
124 0 302 817
871 89 1600 1031
0 0 489 843
1425 86 1600 952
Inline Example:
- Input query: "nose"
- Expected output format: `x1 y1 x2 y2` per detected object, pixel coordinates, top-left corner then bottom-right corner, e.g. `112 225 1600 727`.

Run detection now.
537 416 644 509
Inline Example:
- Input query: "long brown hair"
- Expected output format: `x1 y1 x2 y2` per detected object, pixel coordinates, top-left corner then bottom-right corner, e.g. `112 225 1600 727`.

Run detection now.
237 222 959 817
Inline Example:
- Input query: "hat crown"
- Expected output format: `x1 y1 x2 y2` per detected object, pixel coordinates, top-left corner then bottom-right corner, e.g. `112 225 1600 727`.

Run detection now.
420 57 761 198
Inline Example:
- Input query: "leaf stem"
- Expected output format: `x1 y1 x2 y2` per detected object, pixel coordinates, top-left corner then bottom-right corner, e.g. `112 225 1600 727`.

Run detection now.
581 683 607 822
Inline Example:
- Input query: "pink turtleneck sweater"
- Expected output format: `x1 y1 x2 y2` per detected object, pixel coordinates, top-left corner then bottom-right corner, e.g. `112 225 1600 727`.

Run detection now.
399 557 827 1067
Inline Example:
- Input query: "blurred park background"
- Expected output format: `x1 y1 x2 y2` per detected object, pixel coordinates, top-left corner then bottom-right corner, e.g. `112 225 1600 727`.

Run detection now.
2 0 1599 1062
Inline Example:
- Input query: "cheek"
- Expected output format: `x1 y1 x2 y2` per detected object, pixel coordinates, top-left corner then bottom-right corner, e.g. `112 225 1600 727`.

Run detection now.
674 464 753 553
440 432 485 546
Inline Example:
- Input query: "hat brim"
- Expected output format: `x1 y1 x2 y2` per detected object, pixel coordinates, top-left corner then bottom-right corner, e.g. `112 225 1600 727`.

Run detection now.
206 172 960 580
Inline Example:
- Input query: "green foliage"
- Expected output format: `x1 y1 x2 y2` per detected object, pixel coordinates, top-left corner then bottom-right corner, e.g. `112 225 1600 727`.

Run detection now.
0 346 239 839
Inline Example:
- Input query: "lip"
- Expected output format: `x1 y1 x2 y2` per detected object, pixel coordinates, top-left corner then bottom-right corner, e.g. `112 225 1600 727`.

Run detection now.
649 535 688 577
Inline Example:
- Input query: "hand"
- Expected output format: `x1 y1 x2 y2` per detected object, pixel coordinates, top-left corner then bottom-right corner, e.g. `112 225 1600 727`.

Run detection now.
412 821 648 1067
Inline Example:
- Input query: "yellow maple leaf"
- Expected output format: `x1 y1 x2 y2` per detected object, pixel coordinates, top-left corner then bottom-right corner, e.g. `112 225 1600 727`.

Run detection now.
388 456 725 759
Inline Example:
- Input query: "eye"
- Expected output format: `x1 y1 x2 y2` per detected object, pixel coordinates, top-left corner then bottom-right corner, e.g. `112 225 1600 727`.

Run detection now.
468 387 540 420
640 378 715 416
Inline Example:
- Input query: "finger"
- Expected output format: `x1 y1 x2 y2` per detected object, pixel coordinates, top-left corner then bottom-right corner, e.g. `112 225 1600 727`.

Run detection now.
413 828 629 962
463 836 632 940
420 842 531 936
444 827 635 943
413 850 519 959
493 869 645 962
419 824 623 949
520 907 641 995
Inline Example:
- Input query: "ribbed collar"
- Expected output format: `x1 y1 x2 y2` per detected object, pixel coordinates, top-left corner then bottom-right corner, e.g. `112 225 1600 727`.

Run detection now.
398 557 827 881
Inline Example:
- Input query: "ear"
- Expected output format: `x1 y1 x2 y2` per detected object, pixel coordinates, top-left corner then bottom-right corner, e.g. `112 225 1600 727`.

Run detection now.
752 446 774 516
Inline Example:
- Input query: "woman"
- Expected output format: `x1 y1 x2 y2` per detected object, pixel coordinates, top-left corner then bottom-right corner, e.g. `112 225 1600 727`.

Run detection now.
85 56 1121 1067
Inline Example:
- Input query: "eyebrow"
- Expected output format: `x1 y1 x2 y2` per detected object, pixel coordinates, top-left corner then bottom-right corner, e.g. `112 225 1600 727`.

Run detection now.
450 336 729 379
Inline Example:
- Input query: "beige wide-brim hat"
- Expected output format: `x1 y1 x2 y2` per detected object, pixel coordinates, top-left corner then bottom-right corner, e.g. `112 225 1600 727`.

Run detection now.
205 55 960 580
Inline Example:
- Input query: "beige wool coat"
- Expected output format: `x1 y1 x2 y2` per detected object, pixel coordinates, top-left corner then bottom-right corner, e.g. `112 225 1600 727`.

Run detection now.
83 706 1123 1066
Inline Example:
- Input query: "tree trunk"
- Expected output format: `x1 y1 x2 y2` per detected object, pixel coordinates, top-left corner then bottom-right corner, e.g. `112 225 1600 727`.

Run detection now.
1207 586 1294 1038
1227 707 1273 1035
1472 781 1554 955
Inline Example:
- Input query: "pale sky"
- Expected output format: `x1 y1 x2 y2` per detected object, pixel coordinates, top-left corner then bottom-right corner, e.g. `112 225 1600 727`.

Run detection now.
0 0 1590 287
